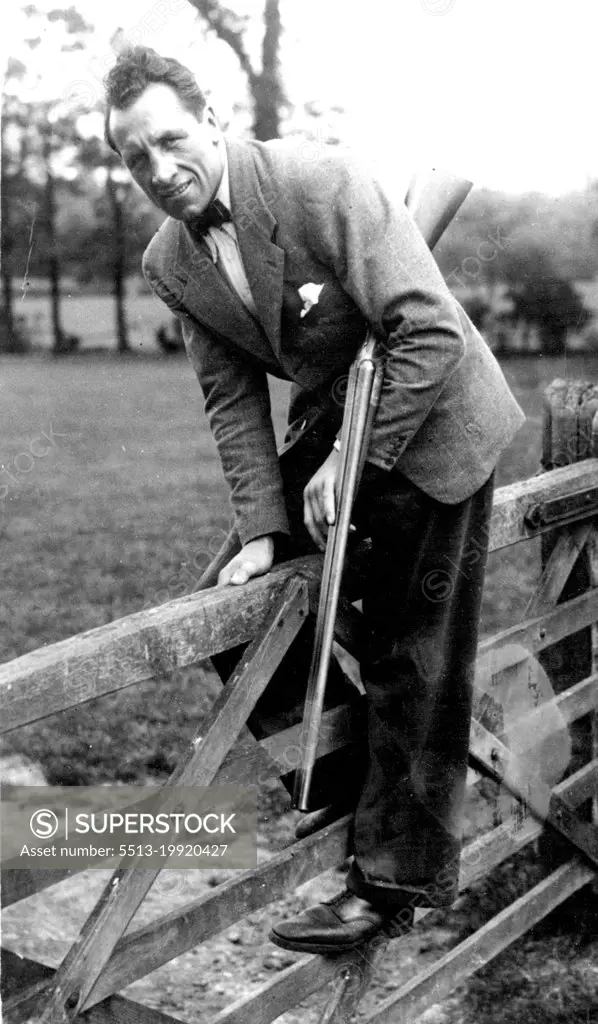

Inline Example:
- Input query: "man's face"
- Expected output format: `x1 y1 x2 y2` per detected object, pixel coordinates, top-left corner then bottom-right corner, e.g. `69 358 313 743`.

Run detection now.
109 82 225 221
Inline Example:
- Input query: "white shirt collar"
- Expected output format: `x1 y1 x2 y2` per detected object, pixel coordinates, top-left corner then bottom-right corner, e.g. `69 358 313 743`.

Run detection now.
215 148 231 213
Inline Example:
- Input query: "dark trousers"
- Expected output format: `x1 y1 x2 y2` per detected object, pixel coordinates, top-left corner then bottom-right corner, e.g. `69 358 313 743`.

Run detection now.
215 407 494 911
347 464 493 909
277 407 494 910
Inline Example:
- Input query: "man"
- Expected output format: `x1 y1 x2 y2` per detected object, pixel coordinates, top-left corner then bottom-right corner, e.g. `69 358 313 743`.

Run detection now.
105 46 525 954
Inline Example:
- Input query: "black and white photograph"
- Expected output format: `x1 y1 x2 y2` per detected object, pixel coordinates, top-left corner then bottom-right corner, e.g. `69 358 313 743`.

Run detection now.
1 1 597 1021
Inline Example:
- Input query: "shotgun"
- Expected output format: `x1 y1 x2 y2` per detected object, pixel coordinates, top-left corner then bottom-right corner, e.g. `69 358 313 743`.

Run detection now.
292 169 474 811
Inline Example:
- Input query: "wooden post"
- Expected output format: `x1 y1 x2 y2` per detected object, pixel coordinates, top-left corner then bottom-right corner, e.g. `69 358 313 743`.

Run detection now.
590 411 598 887
540 379 598 873
541 380 591 694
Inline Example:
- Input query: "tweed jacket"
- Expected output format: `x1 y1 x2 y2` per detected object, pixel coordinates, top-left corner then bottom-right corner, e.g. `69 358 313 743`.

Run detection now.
143 137 525 546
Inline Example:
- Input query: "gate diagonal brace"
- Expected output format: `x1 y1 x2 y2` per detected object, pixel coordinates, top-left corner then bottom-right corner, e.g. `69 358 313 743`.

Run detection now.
470 717 598 871
524 522 592 620
32 576 309 1024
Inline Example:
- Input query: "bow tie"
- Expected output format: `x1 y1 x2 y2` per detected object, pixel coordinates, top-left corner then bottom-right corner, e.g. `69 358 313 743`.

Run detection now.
188 198 232 237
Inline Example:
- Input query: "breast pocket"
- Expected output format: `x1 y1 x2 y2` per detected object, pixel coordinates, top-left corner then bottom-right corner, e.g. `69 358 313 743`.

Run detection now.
281 278 367 378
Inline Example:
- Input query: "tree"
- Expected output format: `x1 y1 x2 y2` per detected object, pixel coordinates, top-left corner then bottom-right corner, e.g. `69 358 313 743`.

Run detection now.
436 186 598 289
1 60 29 351
76 133 134 352
39 110 74 352
187 0 286 140
2 5 94 353
105 168 130 353
504 246 590 356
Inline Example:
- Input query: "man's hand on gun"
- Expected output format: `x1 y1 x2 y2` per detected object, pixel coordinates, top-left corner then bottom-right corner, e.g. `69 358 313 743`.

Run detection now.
303 448 340 551
218 448 342 585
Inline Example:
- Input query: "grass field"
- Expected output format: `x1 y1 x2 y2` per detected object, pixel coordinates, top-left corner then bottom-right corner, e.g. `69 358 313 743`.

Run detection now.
1 351 598 1023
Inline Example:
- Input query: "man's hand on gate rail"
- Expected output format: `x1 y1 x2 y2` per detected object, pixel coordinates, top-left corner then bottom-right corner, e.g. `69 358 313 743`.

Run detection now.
304 449 340 551
217 535 275 586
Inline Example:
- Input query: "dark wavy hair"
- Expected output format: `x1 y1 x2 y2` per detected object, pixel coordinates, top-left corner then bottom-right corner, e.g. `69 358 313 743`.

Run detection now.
104 46 207 152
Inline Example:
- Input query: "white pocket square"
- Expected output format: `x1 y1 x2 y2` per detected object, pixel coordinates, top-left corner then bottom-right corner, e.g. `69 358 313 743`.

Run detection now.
298 282 324 318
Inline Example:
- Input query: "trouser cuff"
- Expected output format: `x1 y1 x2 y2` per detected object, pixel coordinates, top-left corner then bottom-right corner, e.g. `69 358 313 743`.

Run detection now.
346 859 458 912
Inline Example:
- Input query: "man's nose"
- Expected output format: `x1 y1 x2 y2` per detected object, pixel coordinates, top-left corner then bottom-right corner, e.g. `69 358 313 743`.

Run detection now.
149 151 177 188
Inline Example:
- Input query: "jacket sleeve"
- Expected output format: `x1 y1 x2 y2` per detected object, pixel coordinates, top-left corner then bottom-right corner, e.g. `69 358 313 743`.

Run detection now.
142 245 289 546
179 315 290 546
303 154 467 470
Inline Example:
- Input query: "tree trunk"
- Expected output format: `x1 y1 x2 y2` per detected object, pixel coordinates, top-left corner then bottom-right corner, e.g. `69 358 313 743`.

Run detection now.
48 175 64 353
252 0 284 141
189 0 285 142
541 322 566 358
1 118 17 352
107 173 129 354
43 140 66 354
1 267 16 352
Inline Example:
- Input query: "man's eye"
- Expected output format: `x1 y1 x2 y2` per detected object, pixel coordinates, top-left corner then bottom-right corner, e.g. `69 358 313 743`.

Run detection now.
162 137 181 149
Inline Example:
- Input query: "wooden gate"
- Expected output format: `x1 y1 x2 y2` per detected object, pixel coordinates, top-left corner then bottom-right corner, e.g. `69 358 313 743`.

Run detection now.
2 378 597 1023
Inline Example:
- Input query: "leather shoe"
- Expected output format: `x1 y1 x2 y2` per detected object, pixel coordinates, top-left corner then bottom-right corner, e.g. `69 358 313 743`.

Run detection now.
269 890 414 954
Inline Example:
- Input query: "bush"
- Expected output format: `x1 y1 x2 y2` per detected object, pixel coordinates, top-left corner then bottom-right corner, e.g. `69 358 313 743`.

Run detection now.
156 316 184 355
0 309 32 353
53 332 81 355
462 294 492 330
503 247 591 356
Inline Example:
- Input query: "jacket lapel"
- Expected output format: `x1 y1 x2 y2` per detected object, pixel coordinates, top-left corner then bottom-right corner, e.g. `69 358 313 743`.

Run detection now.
226 138 285 355
174 225 252 338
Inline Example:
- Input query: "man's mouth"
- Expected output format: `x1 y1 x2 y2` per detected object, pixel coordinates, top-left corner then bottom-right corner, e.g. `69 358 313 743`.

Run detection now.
157 179 192 199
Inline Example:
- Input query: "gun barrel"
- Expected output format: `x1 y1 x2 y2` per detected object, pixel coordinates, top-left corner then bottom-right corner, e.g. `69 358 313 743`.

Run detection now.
292 334 382 810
